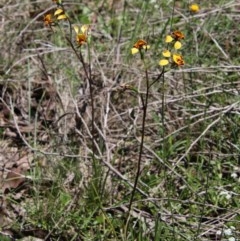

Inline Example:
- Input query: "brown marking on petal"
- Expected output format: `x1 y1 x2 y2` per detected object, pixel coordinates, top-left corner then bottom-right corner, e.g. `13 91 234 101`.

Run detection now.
133 39 148 49
44 14 53 26
172 31 185 40
76 33 87 45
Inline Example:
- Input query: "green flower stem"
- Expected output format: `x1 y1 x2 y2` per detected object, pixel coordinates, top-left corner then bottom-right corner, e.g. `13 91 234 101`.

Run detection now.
125 51 157 238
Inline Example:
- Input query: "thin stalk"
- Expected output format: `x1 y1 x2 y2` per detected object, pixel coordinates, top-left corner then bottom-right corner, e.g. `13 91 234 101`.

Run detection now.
65 38 89 80
87 43 95 154
124 55 150 238
57 17 95 148
124 52 165 238
65 37 95 154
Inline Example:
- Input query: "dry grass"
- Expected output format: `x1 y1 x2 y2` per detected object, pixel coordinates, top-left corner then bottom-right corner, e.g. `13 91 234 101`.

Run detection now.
0 0 240 240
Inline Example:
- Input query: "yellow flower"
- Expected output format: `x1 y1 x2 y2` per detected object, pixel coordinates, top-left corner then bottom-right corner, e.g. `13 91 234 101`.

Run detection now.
165 31 184 50
174 41 182 50
160 31 185 67
76 33 87 45
74 25 88 46
173 54 184 66
54 8 64 16
165 35 173 43
162 50 171 57
189 4 200 13
131 39 150 55
44 13 53 26
159 51 184 67
81 25 90 34
159 59 169 66
54 8 67 20
159 50 171 66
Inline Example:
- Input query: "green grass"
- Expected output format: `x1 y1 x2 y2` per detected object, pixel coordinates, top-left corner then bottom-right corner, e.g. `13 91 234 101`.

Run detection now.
0 0 240 240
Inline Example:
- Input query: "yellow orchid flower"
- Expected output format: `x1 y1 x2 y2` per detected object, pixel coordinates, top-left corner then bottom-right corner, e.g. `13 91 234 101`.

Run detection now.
73 25 88 46
189 4 200 13
54 8 67 20
131 39 150 55
174 41 182 50
162 50 171 57
44 14 53 26
159 51 184 67
173 54 184 66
